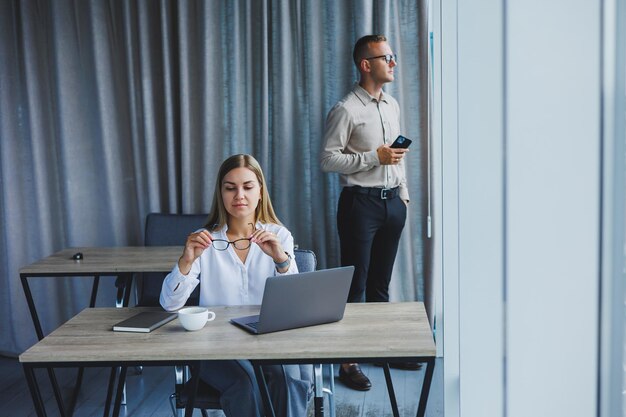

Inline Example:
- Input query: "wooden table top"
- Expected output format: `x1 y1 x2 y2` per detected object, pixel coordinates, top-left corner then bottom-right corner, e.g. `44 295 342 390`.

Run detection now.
19 246 183 276
20 302 436 364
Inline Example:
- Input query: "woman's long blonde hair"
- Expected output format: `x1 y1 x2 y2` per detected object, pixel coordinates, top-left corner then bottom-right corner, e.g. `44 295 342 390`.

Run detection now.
204 154 282 231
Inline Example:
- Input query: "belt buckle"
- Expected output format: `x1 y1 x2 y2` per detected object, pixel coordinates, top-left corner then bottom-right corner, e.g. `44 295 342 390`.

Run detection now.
380 188 390 199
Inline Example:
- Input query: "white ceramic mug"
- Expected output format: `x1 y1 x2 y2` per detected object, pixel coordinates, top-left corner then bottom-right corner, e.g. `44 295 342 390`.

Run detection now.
178 307 216 331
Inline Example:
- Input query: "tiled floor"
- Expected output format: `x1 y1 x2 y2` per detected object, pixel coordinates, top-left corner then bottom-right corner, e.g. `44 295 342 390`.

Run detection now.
2 356 443 417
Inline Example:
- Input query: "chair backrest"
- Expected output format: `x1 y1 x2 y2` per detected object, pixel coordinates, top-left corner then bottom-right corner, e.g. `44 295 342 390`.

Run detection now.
294 249 317 273
144 213 209 246
137 213 208 307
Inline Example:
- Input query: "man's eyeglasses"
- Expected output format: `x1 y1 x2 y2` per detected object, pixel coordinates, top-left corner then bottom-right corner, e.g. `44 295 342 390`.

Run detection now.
363 54 397 64
211 223 255 251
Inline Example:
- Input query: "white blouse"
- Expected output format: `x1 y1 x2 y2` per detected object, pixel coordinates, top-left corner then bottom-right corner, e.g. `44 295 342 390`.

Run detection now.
159 222 298 311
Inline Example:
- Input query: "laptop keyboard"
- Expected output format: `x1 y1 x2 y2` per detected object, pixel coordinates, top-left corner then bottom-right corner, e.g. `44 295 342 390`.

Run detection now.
248 321 260 330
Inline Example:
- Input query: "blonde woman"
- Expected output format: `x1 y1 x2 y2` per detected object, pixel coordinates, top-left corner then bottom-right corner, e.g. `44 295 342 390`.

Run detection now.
160 154 311 417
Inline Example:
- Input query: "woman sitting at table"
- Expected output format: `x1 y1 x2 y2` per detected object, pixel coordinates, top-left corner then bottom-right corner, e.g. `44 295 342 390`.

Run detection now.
160 154 311 417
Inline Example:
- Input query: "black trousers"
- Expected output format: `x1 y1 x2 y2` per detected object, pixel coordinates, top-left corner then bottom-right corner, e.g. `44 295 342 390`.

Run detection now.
337 188 407 303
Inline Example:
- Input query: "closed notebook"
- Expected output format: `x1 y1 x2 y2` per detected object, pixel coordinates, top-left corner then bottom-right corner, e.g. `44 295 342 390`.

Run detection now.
112 311 177 333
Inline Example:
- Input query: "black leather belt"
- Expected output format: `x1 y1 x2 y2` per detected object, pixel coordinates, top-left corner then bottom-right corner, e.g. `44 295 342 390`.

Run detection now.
344 186 399 200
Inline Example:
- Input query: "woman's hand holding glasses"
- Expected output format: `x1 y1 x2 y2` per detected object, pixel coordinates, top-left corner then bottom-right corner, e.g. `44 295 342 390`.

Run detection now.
249 228 289 267
178 229 214 275
177 224 289 274
211 224 287 265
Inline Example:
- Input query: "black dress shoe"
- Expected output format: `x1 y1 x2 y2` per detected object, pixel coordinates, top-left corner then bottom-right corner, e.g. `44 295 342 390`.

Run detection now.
339 363 372 391
374 361 423 371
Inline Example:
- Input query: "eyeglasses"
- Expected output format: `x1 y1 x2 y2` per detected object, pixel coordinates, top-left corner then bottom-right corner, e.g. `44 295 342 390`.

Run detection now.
212 223 255 251
363 54 397 64
212 237 251 251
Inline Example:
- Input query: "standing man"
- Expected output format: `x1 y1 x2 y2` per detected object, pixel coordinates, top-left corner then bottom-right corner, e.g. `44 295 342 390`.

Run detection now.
320 35 418 391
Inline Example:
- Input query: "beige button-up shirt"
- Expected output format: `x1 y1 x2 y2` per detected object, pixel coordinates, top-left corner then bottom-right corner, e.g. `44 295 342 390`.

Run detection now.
320 83 409 202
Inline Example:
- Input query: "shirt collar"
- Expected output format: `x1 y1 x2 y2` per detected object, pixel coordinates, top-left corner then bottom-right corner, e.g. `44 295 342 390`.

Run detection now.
352 83 389 106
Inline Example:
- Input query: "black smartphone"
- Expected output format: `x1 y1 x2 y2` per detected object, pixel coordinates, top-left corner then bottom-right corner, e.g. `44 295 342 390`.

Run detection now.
390 135 412 149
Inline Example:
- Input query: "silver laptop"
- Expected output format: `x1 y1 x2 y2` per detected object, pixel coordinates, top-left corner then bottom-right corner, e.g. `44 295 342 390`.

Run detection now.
230 266 355 334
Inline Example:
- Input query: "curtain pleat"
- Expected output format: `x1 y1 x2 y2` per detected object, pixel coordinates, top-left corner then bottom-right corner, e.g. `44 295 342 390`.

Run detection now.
0 0 429 356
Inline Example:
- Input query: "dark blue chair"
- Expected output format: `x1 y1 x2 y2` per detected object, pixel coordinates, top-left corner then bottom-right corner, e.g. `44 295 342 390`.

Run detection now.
112 213 208 415
137 213 208 307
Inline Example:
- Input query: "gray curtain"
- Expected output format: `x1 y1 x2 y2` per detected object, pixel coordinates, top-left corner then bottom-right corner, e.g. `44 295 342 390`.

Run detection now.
0 0 429 356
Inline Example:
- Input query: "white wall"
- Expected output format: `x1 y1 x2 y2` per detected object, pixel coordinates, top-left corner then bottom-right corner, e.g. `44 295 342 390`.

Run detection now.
506 1 600 416
438 1 604 416
457 0 506 415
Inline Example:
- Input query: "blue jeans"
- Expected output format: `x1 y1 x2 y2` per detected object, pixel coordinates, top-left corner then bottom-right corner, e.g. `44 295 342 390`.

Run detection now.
199 360 312 417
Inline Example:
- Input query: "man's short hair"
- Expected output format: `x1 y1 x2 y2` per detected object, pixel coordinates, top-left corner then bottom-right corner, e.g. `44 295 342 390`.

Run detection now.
353 34 387 67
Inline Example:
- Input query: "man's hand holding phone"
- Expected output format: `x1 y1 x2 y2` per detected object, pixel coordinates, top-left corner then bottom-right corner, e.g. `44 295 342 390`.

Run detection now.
378 135 411 165
390 135 412 149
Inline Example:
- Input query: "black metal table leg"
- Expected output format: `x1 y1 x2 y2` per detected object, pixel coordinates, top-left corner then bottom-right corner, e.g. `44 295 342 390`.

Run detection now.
313 364 325 417
67 367 85 416
89 275 100 307
110 274 133 411
416 358 435 417
382 363 400 417
102 366 118 417
46 364 69 416
23 364 48 417
111 366 128 417
252 363 276 417
22 274 69 417
114 274 130 308
122 273 133 307
184 362 201 417
67 275 100 415
68 274 102 416
21 275 45 340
